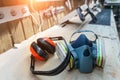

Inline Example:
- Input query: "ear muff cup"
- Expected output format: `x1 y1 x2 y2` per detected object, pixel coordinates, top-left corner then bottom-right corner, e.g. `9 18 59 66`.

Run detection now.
30 42 49 61
37 38 56 54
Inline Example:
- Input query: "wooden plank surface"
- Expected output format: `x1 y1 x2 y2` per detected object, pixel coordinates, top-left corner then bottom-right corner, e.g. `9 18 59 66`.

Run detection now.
59 9 77 24
2 0 19 6
8 20 25 43
0 1 3 7
41 18 49 31
0 23 13 53
21 17 34 39
1 0 28 6
31 12 40 34
57 12 65 23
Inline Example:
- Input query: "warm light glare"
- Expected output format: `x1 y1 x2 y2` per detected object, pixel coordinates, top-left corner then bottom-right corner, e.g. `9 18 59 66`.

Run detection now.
36 0 62 2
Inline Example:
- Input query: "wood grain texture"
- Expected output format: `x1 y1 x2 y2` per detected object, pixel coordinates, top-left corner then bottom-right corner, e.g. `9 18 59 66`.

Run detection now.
1 0 29 6
2 0 19 6
41 17 49 31
0 1 3 7
21 17 34 39
31 12 40 34
57 12 65 23
8 20 25 43
0 23 13 53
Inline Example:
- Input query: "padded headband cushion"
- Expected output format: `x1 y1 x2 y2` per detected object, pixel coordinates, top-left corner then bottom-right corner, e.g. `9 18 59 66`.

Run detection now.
37 38 56 54
30 42 48 61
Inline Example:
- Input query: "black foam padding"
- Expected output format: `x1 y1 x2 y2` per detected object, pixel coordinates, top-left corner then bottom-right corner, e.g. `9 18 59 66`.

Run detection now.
77 7 85 21
89 9 111 26
37 38 55 54
31 42 48 60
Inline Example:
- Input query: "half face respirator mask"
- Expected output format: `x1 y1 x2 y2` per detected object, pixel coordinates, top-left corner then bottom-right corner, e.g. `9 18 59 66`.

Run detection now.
66 30 106 73
29 30 106 76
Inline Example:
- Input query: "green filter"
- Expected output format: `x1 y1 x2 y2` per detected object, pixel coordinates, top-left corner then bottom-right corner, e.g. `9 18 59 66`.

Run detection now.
96 38 103 67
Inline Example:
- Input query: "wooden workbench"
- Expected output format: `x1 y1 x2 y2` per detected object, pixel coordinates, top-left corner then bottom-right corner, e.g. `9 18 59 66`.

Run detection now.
0 9 120 80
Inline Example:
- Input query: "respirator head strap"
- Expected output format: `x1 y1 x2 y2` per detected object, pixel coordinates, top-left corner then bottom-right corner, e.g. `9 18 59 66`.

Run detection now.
69 30 98 43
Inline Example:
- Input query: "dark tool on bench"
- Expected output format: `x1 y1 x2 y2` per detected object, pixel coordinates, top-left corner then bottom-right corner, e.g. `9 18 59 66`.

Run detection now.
77 6 97 23
60 4 97 27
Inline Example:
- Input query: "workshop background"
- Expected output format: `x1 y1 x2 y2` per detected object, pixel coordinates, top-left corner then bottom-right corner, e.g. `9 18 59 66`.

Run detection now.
0 0 120 80
0 0 92 54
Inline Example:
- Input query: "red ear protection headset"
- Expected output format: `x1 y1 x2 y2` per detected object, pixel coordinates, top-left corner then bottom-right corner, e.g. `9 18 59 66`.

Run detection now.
30 37 56 61
30 36 71 76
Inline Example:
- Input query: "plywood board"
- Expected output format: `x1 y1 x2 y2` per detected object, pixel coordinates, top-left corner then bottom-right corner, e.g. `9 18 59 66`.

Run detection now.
2 0 19 6
59 9 77 24
47 18 52 27
31 12 40 34
0 23 13 53
1 0 28 6
41 18 49 31
49 16 57 27
73 0 85 9
57 12 65 23
0 1 3 7
21 17 34 39
8 20 25 43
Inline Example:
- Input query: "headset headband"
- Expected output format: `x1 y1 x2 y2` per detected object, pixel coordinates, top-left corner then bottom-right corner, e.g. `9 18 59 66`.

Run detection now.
30 36 71 76
69 30 98 43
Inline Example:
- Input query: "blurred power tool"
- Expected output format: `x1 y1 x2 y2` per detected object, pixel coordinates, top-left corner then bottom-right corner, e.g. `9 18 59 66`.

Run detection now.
60 4 97 26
